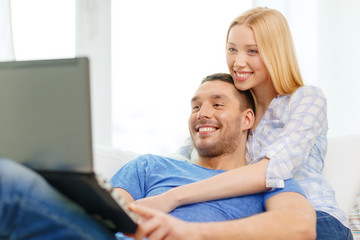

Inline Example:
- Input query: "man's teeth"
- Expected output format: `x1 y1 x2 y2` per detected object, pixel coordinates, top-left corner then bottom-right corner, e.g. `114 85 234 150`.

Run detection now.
236 72 252 78
199 127 216 132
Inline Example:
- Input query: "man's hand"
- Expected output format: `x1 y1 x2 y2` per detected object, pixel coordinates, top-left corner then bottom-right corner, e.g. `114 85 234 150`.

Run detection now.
129 204 201 240
134 192 177 213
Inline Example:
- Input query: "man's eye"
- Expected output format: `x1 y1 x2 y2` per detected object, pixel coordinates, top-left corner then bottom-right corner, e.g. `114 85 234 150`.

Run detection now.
214 103 224 107
192 105 200 110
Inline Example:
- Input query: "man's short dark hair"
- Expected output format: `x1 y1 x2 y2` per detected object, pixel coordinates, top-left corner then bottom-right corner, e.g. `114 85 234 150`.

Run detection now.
201 73 255 114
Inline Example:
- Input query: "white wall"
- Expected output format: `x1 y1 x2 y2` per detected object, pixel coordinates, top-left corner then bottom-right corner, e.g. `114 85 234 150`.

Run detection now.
76 0 112 146
111 0 252 155
0 0 14 61
317 0 360 138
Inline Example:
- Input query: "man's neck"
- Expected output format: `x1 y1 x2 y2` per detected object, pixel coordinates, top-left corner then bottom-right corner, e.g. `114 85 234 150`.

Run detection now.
195 147 247 171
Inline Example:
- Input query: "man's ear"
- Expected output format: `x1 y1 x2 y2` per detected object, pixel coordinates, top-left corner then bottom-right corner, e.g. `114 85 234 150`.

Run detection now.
241 109 255 131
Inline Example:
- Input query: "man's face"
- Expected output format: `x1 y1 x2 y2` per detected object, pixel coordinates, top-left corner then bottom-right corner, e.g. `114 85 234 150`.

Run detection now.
189 80 243 157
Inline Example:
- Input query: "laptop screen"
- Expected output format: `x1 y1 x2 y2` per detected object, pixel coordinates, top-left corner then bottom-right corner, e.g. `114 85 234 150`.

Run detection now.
0 57 93 173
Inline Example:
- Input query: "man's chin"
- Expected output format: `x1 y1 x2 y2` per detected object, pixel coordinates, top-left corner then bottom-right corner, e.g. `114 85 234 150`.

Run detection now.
196 145 222 158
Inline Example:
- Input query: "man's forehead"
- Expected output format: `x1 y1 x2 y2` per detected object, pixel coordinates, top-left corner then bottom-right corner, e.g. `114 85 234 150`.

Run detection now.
192 81 236 100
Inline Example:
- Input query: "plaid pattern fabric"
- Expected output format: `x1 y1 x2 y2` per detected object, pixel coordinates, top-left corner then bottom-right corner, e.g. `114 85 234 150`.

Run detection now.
247 86 348 226
247 86 328 187
350 193 360 239
176 85 348 228
246 86 347 227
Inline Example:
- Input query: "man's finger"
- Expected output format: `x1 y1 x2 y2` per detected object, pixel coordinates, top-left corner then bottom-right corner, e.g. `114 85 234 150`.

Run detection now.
129 203 159 219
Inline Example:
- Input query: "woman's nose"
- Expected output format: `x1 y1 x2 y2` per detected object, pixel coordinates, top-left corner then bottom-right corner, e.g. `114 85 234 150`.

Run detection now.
234 53 246 68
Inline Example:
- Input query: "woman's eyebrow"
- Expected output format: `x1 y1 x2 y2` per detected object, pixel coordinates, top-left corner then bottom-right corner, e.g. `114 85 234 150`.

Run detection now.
226 42 258 48
245 44 258 48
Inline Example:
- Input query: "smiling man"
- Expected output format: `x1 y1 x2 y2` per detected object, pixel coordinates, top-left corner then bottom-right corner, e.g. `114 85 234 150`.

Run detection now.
111 73 316 240
112 74 259 222
188 75 252 166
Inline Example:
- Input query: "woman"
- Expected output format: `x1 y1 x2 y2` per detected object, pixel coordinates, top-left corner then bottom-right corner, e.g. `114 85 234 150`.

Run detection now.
136 7 353 239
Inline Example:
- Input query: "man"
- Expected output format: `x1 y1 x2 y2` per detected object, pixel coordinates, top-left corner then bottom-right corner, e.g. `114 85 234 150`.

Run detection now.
0 73 315 240
111 73 316 240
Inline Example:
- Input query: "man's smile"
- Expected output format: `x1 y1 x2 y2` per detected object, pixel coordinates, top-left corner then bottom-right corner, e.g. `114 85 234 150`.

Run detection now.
196 125 219 136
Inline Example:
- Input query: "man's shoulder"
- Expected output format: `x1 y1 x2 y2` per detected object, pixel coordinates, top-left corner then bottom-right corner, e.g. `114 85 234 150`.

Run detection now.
263 179 305 203
135 153 189 168
138 153 187 162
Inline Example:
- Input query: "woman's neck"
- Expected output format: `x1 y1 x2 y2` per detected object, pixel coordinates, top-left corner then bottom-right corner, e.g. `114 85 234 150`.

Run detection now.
252 80 278 130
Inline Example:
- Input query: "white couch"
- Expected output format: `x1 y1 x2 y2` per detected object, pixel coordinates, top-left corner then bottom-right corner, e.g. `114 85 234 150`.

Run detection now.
93 134 360 217
323 134 360 215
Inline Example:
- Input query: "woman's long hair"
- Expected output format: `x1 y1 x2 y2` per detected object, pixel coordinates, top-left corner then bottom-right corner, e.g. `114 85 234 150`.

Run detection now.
226 7 304 95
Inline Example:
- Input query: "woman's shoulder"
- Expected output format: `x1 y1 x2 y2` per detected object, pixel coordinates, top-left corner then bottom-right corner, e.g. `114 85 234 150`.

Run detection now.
293 85 324 96
286 85 327 111
290 85 326 102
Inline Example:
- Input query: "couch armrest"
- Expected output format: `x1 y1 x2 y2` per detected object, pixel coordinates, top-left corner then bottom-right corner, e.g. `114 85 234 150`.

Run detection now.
93 145 140 181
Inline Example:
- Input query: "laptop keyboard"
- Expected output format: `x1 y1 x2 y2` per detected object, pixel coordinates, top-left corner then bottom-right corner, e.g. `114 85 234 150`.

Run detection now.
96 175 139 223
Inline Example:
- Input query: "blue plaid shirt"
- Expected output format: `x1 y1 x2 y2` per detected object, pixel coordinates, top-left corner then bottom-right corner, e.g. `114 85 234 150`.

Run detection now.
174 86 348 227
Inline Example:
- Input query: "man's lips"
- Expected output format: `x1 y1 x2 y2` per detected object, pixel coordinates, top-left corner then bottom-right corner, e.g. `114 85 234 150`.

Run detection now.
196 125 219 135
199 127 217 132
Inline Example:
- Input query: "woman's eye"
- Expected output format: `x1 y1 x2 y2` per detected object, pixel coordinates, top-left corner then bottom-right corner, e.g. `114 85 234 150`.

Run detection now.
248 49 258 54
228 48 236 53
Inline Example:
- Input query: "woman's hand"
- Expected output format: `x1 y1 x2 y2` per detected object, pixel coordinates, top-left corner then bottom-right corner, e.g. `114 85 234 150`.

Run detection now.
134 191 178 213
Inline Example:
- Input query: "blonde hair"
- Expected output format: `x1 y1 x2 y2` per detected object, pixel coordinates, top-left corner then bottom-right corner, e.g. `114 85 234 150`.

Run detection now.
226 7 303 95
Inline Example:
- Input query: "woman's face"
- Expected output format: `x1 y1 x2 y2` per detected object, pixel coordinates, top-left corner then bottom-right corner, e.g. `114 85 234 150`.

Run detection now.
226 24 270 92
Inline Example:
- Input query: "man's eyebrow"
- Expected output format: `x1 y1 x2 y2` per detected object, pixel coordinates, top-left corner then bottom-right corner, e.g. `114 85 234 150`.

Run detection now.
191 96 199 103
210 94 230 101
191 94 231 103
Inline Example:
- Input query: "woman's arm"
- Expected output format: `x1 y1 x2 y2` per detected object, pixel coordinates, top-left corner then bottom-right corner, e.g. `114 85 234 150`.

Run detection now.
169 158 269 207
136 158 269 212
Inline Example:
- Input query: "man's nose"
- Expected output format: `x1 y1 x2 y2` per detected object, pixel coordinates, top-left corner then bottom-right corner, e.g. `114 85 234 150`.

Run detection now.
197 104 212 120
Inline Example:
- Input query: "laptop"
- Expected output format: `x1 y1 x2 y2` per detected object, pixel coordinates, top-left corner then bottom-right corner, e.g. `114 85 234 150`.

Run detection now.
0 57 138 233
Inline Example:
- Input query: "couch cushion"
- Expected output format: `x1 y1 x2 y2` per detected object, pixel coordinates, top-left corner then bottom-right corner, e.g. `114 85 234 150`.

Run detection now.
323 134 360 215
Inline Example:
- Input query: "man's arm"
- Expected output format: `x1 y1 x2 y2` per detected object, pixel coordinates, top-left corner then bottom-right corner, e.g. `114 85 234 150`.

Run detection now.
196 192 316 240
130 192 316 240
113 187 135 204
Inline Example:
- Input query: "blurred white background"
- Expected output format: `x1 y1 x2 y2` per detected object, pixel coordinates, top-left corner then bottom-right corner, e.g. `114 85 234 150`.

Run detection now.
3 0 360 155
